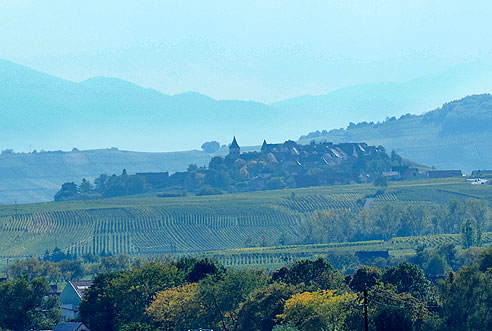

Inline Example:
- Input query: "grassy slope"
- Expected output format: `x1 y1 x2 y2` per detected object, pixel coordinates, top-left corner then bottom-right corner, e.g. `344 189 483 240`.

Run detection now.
0 145 265 205
299 95 492 173
0 148 219 205
0 177 491 261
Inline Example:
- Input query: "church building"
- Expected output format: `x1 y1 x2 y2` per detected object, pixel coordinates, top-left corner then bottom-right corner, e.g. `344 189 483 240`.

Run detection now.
229 136 240 157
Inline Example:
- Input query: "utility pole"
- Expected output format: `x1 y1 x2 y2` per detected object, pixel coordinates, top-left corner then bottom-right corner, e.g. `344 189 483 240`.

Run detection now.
363 287 369 331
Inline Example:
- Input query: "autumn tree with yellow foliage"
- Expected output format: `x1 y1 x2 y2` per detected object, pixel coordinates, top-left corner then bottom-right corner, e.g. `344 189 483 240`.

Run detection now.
277 290 355 331
147 283 204 330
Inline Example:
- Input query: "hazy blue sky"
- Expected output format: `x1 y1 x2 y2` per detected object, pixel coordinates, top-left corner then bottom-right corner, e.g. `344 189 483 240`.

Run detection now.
1 0 492 103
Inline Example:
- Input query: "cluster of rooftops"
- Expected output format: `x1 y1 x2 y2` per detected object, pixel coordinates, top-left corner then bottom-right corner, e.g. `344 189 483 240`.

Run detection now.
228 136 378 166
136 137 470 190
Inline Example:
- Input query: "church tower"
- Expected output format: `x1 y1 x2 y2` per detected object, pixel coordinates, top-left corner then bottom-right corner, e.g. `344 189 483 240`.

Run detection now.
229 136 240 157
261 139 268 153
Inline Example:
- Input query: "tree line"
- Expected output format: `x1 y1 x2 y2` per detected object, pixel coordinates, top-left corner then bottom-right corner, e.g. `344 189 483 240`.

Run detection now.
54 169 147 201
76 247 492 331
2 243 492 330
299 198 489 246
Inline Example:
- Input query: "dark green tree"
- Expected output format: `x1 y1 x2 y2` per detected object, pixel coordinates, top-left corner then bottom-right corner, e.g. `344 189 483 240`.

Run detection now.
236 282 298 331
465 198 488 245
198 269 268 331
382 262 433 302
462 218 478 249
266 177 287 190
349 265 383 292
94 174 109 193
79 178 94 194
373 175 388 187
209 156 224 170
79 272 119 331
54 182 78 201
441 199 466 234
201 141 220 153
374 306 412 331
476 245 492 272
271 258 343 290
424 253 448 275
439 262 492 330
0 278 60 331
176 257 226 283
59 260 85 280
185 170 205 191
390 150 403 165
111 262 185 328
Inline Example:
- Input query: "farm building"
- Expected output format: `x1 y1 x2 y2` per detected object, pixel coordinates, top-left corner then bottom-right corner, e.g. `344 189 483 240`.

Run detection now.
427 170 462 178
136 172 169 186
391 165 421 180
471 170 492 177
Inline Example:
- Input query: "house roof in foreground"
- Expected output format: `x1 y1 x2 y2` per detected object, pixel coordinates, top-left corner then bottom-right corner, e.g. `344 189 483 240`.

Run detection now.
69 280 93 299
53 322 88 331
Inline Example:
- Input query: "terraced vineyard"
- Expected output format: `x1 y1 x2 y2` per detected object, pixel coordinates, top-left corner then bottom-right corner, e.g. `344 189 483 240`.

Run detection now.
279 193 361 212
0 177 491 259
0 205 301 257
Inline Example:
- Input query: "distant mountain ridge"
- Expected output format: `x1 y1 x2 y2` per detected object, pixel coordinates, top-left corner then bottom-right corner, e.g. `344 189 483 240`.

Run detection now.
2 59 492 203
0 59 279 153
273 62 492 127
300 94 492 173
2 59 492 153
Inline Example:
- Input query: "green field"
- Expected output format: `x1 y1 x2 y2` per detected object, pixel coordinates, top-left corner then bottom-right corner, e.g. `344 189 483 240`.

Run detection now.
203 232 492 271
0 177 491 261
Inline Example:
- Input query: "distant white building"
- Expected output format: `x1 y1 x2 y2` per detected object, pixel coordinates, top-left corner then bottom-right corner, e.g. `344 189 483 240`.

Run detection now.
59 280 93 322
467 178 489 185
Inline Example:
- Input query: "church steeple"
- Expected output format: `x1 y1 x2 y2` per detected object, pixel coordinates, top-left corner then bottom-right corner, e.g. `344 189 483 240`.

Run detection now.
229 136 240 157
261 139 268 153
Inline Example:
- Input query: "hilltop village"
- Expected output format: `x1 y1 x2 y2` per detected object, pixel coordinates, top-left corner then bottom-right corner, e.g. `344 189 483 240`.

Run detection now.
141 137 405 195
55 137 468 200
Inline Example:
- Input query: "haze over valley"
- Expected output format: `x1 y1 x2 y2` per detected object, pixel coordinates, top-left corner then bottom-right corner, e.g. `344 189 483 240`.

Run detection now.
2 59 492 203
3 2 492 330
2 59 492 154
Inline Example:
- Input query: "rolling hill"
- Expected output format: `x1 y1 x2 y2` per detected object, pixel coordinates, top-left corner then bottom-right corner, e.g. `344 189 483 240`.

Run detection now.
300 94 492 173
0 148 216 205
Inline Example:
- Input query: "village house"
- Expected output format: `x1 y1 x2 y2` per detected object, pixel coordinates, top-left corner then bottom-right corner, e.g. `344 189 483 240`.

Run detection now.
59 280 93 322
136 171 169 187
227 138 386 186
53 322 89 331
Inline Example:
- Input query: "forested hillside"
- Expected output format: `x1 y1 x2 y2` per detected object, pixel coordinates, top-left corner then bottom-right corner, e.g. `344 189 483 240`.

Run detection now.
300 94 492 172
